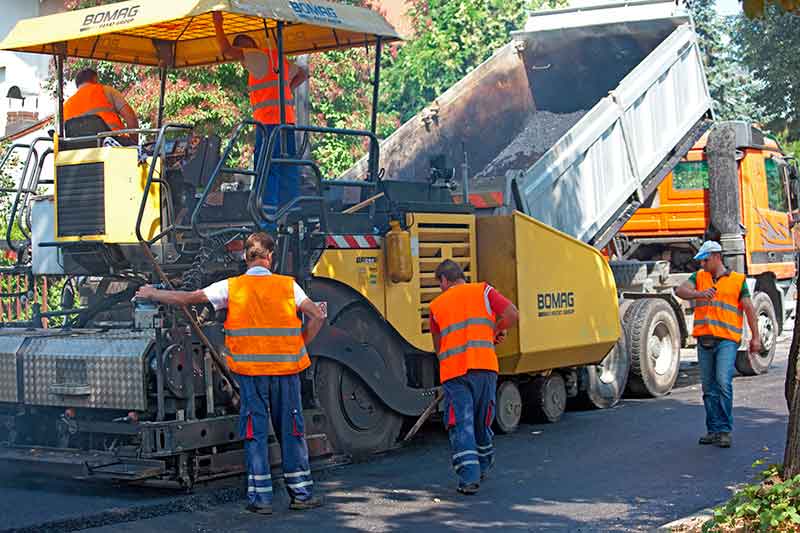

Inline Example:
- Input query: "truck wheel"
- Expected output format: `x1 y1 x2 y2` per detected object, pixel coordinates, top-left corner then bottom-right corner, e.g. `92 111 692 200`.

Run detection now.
624 299 681 398
574 331 630 409
736 291 777 376
494 380 522 434
315 358 403 458
525 373 567 423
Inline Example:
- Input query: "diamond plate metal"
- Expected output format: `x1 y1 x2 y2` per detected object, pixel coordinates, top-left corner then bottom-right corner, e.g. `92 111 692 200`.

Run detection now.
22 331 154 411
0 335 26 403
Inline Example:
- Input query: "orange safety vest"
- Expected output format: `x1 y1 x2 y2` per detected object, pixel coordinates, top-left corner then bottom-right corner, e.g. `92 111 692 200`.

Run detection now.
223 273 310 376
248 48 295 125
63 83 125 131
429 282 498 382
692 270 746 343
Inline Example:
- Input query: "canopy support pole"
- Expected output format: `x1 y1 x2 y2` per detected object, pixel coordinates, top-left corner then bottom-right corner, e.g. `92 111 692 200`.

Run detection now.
56 55 64 137
277 21 287 156
370 36 383 135
157 66 167 129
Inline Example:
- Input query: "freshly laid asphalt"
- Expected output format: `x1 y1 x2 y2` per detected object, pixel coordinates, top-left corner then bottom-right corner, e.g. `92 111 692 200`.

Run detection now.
0 337 791 532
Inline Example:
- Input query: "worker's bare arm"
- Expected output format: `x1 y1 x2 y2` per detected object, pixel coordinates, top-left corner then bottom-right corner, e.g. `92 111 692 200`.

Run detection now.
675 281 715 300
135 285 209 307
299 299 325 345
212 11 244 62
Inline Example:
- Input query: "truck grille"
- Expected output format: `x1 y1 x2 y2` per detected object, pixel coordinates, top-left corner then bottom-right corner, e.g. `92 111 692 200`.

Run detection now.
417 219 475 335
57 162 105 237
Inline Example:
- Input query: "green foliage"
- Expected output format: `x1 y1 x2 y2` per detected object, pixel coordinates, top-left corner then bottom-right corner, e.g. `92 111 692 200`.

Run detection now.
382 0 561 124
734 7 800 139
689 0 770 123
703 463 800 532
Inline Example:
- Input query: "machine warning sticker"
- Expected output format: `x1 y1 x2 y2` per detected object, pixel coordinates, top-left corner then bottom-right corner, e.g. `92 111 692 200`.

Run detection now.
356 257 377 264
537 292 575 317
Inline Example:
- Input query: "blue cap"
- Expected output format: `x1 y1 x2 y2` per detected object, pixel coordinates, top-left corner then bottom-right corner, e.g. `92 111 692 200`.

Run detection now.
693 240 722 260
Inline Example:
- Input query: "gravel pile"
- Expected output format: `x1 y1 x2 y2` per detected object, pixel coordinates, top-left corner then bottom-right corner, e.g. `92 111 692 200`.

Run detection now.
476 109 588 178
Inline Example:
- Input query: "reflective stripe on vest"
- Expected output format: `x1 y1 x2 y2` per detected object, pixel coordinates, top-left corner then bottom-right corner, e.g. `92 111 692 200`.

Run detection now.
223 273 309 376
691 270 745 343
63 83 125 131
430 282 498 382
248 48 295 125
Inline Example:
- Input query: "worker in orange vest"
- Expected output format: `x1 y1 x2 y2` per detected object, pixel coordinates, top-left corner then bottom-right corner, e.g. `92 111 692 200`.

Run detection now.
429 259 519 495
675 240 760 449
136 232 325 515
213 12 308 217
63 68 139 143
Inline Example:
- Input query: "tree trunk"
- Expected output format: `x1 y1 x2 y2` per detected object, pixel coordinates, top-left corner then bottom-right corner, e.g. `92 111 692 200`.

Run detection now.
782 272 800 479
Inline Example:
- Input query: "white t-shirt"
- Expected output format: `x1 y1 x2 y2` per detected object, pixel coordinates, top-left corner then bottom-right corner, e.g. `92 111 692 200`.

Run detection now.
202 266 309 311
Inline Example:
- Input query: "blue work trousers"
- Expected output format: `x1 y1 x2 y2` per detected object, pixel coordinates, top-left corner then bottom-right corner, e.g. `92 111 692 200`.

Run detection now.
442 370 497 488
697 339 738 434
254 124 299 219
237 372 314 507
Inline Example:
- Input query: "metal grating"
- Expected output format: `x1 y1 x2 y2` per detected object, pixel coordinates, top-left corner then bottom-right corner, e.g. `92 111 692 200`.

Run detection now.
56 162 105 237
417 222 474 335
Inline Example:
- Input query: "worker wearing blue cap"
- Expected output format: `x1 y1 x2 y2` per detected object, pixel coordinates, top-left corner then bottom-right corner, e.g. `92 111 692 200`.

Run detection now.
675 241 760 448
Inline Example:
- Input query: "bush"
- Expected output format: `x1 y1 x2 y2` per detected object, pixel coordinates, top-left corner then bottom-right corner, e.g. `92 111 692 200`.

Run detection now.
703 462 800 532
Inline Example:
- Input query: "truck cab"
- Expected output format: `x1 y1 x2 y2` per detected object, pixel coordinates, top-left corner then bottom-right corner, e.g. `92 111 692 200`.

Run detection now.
620 121 799 282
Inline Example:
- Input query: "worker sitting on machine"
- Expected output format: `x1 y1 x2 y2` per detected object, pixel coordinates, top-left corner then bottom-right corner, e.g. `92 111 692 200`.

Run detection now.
63 68 139 145
213 12 308 217
429 259 519 495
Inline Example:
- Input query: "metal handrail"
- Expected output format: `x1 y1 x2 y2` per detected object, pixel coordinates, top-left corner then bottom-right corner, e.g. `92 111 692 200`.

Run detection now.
134 123 194 245
190 120 267 240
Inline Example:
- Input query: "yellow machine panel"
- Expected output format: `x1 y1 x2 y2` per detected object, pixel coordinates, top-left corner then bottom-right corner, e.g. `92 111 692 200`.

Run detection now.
313 248 386 316
54 146 161 243
477 212 620 375
385 213 477 352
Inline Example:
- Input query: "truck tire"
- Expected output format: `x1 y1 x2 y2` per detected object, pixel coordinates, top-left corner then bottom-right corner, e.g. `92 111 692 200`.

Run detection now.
525 373 567 423
574 331 630 409
315 358 404 457
736 291 777 376
494 380 523 434
624 299 681 398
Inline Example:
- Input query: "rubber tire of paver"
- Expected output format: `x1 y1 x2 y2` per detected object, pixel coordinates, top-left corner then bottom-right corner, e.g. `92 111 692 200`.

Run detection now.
574 329 630 409
524 373 567 423
493 380 523 434
314 303 405 457
623 298 681 398
315 358 404 458
735 291 778 376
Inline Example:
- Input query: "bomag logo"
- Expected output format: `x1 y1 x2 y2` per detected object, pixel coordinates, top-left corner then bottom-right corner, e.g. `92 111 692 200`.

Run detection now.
537 291 575 318
80 5 140 32
288 1 342 25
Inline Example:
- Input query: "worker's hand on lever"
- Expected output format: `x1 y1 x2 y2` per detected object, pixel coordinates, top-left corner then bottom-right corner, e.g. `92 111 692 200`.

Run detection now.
135 285 157 300
749 336 762 355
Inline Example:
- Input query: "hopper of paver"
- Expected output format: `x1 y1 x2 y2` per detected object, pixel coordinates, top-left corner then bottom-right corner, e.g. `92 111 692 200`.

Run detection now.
342 0 712 249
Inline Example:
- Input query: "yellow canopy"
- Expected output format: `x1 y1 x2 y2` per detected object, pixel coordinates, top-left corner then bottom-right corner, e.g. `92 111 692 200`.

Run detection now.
0 0 401 68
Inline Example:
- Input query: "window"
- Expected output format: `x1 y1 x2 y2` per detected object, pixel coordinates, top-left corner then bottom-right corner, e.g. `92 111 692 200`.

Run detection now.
765 157 789 212
672 161 709 190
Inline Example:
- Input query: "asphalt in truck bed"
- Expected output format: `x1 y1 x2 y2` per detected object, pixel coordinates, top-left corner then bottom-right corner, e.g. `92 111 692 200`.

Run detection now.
0 338 791 532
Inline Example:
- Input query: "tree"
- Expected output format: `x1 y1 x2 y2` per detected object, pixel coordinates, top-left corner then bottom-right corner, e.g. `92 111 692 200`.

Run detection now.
734 7 800 139
688 0 769 122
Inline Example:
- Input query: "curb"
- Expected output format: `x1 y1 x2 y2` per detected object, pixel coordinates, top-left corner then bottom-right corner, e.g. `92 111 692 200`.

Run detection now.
658 507 716 531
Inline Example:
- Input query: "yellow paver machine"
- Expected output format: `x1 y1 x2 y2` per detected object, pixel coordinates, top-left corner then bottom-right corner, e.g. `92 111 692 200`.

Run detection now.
0 0 620 486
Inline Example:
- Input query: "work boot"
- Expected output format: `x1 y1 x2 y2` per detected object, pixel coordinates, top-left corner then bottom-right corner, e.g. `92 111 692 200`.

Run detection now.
290 495 324 511
457 483 480 495
716 433 732 448
246 503 273 515
698 432 719 445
